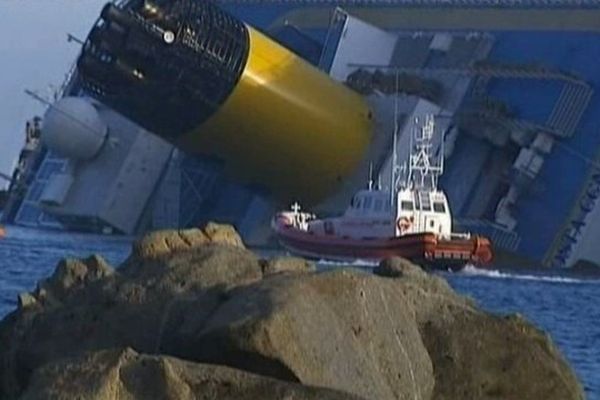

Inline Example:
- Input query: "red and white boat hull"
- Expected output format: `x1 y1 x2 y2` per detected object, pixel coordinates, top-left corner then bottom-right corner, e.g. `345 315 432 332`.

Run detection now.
272 216 493 268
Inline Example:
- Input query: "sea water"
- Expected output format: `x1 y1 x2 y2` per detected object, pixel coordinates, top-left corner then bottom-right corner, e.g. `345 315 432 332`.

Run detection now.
0 226 598 398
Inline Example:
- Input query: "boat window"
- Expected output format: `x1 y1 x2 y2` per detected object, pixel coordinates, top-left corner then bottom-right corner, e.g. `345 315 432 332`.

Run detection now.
374 199 382 212
429 220 435 228
401 201 414 211
354 198 361 209
363 197 372 210
433 202 446 213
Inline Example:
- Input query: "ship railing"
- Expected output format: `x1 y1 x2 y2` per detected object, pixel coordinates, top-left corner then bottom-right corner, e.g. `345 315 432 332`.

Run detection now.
56 61 79 99
546 82 594 138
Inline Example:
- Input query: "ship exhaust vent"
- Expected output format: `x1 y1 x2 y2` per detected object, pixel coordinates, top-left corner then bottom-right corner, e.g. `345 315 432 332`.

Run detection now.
77 0 250 138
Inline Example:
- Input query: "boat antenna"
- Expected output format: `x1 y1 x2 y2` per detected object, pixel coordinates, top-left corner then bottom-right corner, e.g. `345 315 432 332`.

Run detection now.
67 33 84 45
438 119 445 188
408 116 414 188
368 162 374 190
390 69 399 208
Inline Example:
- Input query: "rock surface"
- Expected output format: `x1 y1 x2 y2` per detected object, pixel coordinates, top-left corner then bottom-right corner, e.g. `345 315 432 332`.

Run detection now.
21 348 361 400
0 224 585 400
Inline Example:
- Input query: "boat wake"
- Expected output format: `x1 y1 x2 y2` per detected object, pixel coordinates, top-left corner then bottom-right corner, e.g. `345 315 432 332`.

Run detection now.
317 259 379 268
456 264 593 284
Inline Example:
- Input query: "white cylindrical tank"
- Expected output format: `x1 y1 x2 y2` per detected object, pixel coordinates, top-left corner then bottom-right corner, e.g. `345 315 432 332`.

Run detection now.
42 97 107 160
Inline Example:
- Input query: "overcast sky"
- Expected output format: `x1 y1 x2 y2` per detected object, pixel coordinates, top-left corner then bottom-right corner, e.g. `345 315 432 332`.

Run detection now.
0 0 106 188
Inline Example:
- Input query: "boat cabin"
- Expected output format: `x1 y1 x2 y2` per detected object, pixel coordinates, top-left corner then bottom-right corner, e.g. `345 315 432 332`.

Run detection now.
345 189 392 218
306 189 395 238
396 188 452 237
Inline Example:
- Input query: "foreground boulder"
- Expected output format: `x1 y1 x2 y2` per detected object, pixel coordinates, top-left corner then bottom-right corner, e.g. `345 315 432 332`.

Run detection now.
21 348 361 400
0 225 584 399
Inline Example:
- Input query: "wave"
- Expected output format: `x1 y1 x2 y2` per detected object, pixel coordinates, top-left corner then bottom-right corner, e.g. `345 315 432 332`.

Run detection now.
317 259 379 268
456 265 594 284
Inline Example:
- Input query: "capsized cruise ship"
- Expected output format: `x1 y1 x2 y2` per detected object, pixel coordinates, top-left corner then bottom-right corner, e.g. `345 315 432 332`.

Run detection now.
4 0 600 269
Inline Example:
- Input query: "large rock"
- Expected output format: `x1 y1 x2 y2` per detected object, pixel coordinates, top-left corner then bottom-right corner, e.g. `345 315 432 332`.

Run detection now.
37 254 114 306
190 269 435 399
0 228 585 400
21 348 362 400
374 256 427 278
128 223 244 262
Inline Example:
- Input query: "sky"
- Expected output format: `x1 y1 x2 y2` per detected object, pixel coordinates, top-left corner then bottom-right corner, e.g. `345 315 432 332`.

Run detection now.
0 0 106 188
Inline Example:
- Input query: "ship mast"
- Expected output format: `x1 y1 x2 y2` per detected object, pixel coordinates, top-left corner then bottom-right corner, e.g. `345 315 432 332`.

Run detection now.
407 114 443 190
390 71 400 208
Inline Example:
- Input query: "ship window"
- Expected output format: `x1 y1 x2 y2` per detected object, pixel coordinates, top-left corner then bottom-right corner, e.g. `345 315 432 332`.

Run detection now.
363 197 372 209
401 201 414 211
430 220 435 228
433 202 446 213
354 198 361 209
374 199 382 211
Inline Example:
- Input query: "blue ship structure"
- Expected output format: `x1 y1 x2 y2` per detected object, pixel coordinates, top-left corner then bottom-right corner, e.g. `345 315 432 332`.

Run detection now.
4 0 600 268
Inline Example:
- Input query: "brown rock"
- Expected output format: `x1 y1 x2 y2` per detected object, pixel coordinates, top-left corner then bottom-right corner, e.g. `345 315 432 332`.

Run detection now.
203 222 245 248
374 257 426 278
17 293 37 310
0 245 265 398
38 255 114 304
193 270 435 400
420 312 584 400
261 256 316 276
0 224 584 400
21 348 363 400
129 224 244 262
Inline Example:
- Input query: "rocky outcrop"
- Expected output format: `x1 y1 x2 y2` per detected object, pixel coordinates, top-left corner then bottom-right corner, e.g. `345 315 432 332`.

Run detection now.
21 348 361 400
0 225 584 400
128 223 245 262
34 254 114 307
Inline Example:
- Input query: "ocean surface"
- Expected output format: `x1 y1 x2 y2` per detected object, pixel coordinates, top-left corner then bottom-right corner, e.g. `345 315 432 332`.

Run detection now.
0 226 598 398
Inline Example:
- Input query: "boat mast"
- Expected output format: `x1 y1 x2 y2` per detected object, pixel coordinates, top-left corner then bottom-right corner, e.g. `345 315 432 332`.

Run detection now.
409 114 442 190
390 70 399 208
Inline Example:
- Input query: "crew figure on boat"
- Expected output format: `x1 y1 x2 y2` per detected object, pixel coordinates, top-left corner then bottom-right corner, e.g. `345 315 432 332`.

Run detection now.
271 115 493 268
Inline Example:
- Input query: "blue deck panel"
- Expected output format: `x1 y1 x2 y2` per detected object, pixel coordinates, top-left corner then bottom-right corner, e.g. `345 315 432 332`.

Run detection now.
441 135 491 215
486 32 600 260
486 79 563 125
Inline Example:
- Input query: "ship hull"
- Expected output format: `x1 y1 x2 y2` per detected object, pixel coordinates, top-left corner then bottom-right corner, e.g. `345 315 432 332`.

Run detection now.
273 221 493 269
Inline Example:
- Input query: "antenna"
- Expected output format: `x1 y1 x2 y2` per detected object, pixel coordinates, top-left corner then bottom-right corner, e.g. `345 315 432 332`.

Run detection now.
67 33 84 45
24 89 53 107
407 114 443 190
0 172 12 182
390 70 399 207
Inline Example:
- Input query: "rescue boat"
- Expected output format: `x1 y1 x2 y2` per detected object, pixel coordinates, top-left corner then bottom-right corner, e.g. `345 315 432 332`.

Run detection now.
271 115 493 269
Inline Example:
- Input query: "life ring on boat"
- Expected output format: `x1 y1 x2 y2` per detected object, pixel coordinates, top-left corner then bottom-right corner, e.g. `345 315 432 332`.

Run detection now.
396 217 412 233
